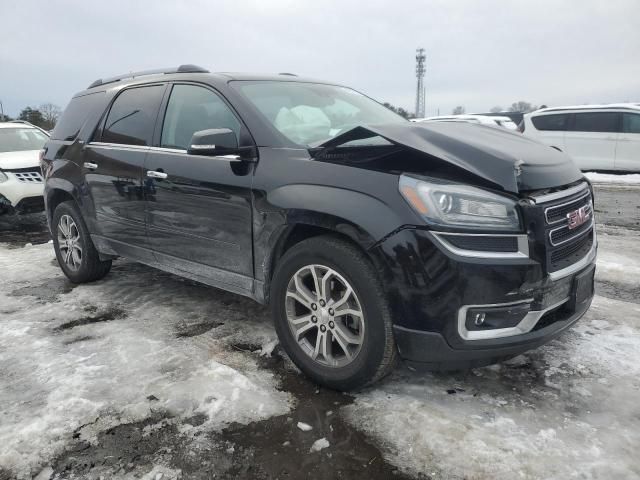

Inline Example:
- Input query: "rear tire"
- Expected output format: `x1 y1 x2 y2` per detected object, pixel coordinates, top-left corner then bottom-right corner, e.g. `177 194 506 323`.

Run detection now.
52 201 112 283
271 235 397 391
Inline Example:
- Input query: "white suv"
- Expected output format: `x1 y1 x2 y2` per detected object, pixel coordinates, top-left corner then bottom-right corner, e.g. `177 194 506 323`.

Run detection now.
418 114 520 131
0 121 49 214
522 104 640 171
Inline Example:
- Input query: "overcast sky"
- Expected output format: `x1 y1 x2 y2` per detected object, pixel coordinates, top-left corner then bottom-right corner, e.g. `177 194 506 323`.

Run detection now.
1 0 639 117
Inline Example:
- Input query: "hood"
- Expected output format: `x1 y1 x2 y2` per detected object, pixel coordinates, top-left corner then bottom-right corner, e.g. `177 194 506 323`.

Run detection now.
315 122 583 193
0 150 41 170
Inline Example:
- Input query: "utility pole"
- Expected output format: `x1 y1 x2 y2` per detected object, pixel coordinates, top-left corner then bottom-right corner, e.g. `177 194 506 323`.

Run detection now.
415 48 426 118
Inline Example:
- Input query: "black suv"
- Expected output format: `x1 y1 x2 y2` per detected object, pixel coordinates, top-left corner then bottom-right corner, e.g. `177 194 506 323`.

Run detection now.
42 65 596 390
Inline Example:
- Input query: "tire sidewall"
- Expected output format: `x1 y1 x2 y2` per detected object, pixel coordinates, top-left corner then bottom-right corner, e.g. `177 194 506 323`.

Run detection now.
272 239 391 390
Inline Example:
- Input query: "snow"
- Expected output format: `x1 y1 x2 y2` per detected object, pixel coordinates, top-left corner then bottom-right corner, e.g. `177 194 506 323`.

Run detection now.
584 172 640 184
309 438 330 453
297 422 313 432
345 225 640 480
0 243 291 479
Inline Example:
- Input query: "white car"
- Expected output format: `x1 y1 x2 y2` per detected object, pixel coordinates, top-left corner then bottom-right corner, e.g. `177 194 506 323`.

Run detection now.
0 121 49 214
522 104 640 171
417 114 520 131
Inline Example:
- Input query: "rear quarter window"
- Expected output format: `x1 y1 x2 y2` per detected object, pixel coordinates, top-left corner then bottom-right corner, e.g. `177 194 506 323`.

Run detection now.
531 114 569 131
51 91 106 141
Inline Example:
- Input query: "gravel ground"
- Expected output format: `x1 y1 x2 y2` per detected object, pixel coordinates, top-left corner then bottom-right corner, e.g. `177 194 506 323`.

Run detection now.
0 184 638 480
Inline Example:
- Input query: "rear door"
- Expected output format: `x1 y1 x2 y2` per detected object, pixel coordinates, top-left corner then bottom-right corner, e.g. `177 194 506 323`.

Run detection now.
84 84 165 258
563 111 620 170
615 112 640 171
144 83 255 283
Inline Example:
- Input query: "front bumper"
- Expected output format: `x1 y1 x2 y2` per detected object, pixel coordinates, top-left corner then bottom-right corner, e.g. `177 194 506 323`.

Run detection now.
373 226 597 369
0 170 45 213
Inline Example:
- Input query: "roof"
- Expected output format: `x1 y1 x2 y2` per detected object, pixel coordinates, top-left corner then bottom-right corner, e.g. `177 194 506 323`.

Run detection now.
532 103 640 115
84 64 335 93
0 121 41 129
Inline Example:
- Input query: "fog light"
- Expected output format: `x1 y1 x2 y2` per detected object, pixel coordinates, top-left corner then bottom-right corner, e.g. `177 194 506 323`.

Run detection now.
466 303 530 331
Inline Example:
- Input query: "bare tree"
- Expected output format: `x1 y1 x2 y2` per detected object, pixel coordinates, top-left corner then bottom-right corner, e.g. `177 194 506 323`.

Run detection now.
490 106 504 113
452 106 465 115
508 101 537 113
39 103 62 130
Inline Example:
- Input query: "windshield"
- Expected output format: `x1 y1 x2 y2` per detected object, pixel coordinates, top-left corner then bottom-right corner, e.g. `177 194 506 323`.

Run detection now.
0 127 48 153
232 81 406 146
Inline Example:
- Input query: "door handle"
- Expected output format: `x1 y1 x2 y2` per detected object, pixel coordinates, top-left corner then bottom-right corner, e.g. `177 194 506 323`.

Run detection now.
146 170 168 179
83 162 98 170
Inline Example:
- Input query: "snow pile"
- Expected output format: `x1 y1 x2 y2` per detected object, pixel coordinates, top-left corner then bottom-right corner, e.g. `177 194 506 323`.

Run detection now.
0 243 290 479
584 172 640 185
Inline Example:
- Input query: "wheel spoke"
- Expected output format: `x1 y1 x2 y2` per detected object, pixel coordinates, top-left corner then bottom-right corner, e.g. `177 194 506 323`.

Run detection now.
313 330 331 362
320 270 332 302
334 307 363 319
330 286 353 310
333 321 362 346
286 291 311 309
64 246 73 265
294 272 316 304
71 247 82 266
310 266 322 299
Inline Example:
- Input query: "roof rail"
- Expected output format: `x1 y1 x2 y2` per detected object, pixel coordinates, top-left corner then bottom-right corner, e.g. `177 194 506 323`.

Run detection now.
88 64 209 89
278 72 297 76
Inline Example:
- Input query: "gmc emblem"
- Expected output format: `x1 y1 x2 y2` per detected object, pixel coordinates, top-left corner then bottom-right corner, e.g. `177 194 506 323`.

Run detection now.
567 205 590 230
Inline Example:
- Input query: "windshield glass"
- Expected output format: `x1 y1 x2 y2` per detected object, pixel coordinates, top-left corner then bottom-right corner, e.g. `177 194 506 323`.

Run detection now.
0 127 48 153
232 81 406 146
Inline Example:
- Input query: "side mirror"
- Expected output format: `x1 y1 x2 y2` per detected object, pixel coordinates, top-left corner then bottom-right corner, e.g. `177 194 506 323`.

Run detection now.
187 128 238 156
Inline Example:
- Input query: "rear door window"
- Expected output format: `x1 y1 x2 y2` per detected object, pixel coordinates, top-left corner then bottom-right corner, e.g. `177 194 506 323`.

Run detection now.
51 91 105 141
572 112 620 133
101 85 164 146
160 84 241 150
622 113 640 133
531 114 569 131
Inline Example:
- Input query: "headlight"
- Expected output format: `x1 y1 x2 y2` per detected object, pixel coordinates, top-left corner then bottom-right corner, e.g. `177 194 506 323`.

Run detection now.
0 170 8 183
399 174 521 231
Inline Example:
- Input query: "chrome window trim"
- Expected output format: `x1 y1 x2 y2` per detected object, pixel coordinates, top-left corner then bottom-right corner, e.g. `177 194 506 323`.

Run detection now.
544 191 592 224
458 297 569 341
548 217 594 247
529 182 589 205
432 232 529 259
87 141 150 152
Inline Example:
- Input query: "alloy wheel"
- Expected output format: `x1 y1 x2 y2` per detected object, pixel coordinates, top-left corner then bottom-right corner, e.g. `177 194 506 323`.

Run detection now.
285 264 365 368
57 214 83 271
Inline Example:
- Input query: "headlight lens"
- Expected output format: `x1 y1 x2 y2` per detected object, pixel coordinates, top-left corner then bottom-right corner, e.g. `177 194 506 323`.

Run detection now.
399 174 521 231
0 170 8 183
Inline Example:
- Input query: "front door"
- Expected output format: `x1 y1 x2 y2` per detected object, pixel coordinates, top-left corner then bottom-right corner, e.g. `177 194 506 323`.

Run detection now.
564 111 619 170
144 83 254 286
615 112 640 171
84 84 165 259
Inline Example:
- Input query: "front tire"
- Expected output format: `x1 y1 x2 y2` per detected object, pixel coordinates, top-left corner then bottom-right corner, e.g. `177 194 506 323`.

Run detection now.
52 201 112 283
271 236 397 391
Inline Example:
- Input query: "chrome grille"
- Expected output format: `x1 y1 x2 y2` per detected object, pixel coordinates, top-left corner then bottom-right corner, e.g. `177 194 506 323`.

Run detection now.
534 182 595 273
13 170 43 183
544 191 591 224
